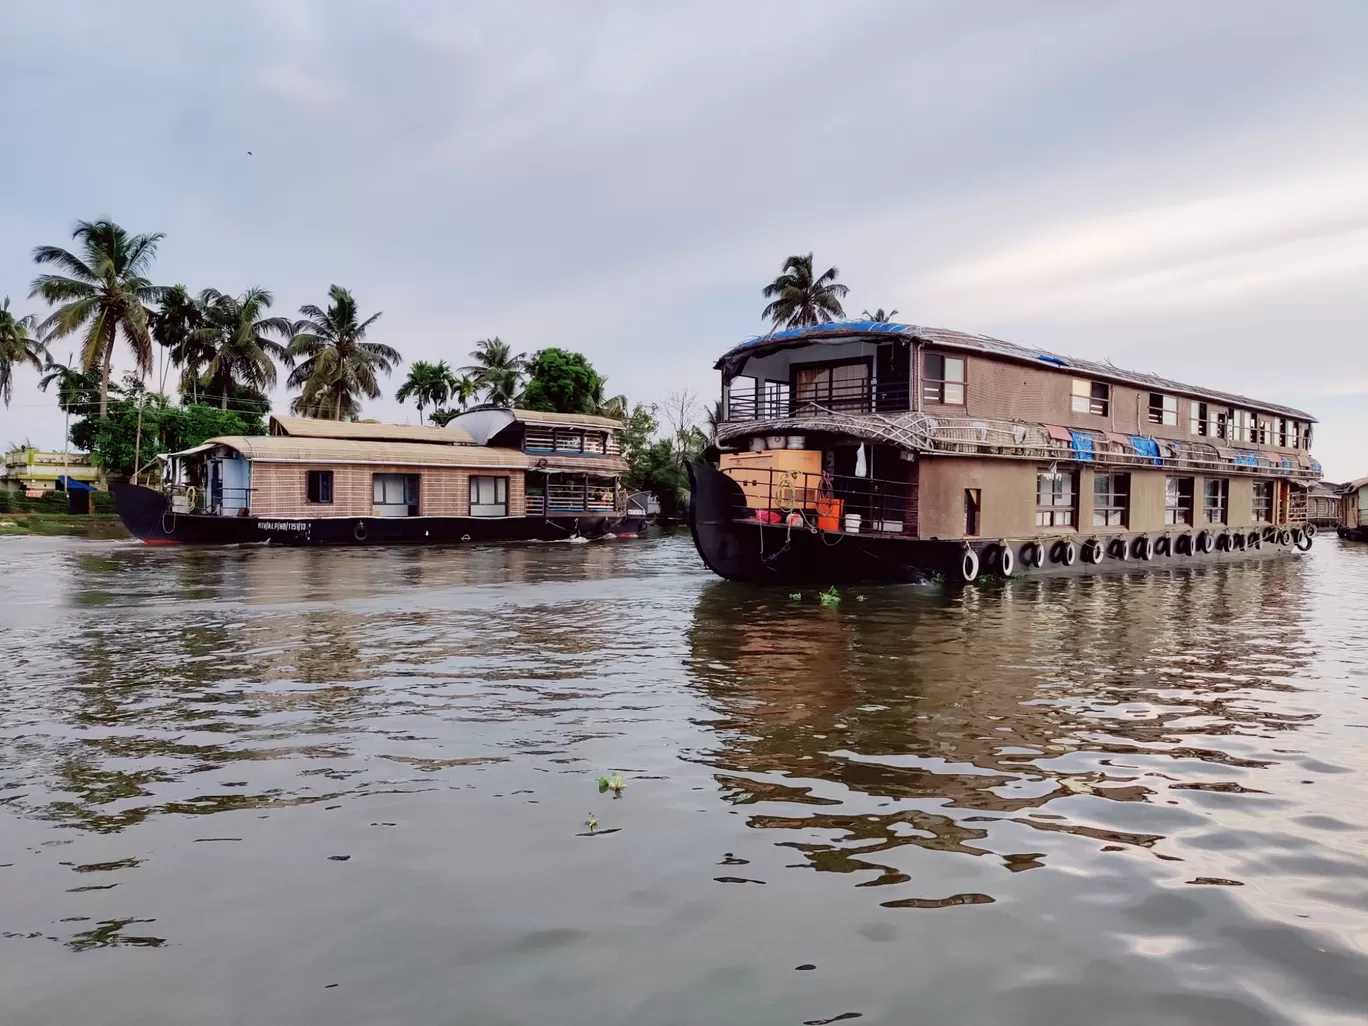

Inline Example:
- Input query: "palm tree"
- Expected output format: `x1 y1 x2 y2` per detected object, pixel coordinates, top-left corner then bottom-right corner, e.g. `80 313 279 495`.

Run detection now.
290 377 362 420
29 219 165 417
0 297 45 407
861 307 898 323
395 360 454 425
461 337 525 407
761 253 848 330
587 375 628 419
37 351 87 411
151 284 211 396
452 374 479 410
287 285 400 420
191 288 292 410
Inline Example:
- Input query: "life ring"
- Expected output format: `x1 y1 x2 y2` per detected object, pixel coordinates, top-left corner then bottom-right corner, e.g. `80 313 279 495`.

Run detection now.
1082 537 1105 564
353 521 368 542
993 543 1015 576
1197 530 1214 553
1155 534 1172 557
1022 541 1045 569
1177 532 1194 555
959 547 980 583
1304 523 1317 538
1134 535 1153 560
1295 532 1313 551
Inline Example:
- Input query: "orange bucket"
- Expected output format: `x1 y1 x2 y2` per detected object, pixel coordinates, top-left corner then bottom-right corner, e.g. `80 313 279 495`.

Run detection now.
815 497 844 532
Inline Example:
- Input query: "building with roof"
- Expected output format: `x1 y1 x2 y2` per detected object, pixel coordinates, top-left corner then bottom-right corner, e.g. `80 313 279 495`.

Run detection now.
1 448 102 494
689 320 1323 583
114 408 633 545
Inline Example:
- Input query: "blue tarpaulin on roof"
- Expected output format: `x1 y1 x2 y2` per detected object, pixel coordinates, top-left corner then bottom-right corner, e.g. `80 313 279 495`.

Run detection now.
56 476 93 491
1069 430 1095 461
1233 450 1260 466
1128 436 1162 465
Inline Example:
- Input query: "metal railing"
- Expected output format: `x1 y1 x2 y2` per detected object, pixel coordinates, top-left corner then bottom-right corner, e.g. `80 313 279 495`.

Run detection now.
715 407 1322 483
720 466 914 537
726 381 912 421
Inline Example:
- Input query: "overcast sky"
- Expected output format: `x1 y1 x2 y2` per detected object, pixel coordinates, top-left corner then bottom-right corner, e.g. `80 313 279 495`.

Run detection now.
2 0 1364 478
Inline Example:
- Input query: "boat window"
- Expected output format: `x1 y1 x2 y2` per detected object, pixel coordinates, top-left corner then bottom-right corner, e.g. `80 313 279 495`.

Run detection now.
1190 402 1209 437
470 475 509 517
1071 379 1109 417
306 470 333 504
1215 409 1230 440
1093 473 1129 527
1165 476 1194 525
964 488 981 537
1202 479 1228 524
793 360 871 412
1231 410 1251 444
373 473 420 516
1289 420 1300 449
1035 470 1075 528
923 354 966 405
1302 423 1312 449
1148 393 1178 427
1252 481 1273 522
1276 418 1288 447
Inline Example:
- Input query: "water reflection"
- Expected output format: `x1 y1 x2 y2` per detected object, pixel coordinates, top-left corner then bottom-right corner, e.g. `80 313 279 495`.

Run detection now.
1 536 1367 1025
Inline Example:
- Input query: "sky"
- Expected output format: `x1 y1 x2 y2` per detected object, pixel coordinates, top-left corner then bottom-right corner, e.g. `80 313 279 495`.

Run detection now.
1 0 1364 479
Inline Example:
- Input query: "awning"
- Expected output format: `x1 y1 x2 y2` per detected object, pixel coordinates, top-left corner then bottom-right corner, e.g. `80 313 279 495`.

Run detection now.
1104 431 1132 447
166 441 223 459
1043 424 1074 443
56 476 93 491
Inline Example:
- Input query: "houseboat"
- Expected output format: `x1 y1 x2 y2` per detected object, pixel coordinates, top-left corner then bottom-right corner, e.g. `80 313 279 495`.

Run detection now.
115 409 635 545
1338 477 1368 542
688 321 1322 583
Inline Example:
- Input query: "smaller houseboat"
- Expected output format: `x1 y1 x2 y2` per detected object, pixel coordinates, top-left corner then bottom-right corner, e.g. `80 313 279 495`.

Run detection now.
115 410 636 545
1338 477 1368 542
689 321 1323 583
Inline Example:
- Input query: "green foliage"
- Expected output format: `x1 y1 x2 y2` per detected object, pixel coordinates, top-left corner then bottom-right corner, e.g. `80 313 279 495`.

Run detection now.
69 382 266 479
461 337 525 407
519 348 604 415
0 296 45 406
395 360 455 424
761 252 848 329
29 219 165 417
819 586 841 607
287 285 399 420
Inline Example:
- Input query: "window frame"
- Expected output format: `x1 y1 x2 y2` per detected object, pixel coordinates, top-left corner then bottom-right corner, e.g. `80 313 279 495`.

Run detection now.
1071 379 1110 417
964 488 981 538
1148 393 1178 427
922 352 966 406
1165 476 1194 525
1092 472 1130 528
1035 469 1076 529
1190 401 1209 437
1202 478 1229 525
306 469 334 505
1251 481 1273 522
373 473 420 515
469 475 509 517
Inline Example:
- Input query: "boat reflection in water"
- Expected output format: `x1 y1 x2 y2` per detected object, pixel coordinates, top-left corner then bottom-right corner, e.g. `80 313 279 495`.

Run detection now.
685 560 1317 892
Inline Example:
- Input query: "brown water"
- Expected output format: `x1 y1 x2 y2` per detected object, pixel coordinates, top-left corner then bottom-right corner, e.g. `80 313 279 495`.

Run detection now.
2 533 1367 1025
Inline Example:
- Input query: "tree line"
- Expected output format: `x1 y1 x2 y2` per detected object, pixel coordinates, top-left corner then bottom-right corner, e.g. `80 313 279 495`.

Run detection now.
3 223 893 494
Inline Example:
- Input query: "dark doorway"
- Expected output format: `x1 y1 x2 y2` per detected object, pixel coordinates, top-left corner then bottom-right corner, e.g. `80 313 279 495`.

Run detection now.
964 488 981 537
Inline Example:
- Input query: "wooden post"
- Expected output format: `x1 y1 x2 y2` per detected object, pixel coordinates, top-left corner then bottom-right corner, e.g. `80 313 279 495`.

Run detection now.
132 397 145 486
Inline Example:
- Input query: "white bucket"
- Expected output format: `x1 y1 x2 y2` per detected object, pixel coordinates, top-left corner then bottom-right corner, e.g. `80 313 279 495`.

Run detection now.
785 434 806 449
749 437 766 451
844 513 862 534
766 435 787 450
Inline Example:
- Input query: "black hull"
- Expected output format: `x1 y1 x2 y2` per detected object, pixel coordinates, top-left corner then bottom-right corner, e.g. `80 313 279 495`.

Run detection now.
685 460 1311 584
114 484 644 546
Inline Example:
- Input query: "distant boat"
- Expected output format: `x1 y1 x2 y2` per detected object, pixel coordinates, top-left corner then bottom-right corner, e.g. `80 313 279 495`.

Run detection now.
688 321 1321 583
115 410 645 546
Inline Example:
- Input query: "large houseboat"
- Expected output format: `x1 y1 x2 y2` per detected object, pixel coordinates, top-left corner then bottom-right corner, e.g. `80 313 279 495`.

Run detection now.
116 409 636 545
688 321 1322 583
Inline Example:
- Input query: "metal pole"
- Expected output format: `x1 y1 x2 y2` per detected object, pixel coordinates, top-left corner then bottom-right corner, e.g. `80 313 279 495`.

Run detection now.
132 396 145 486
